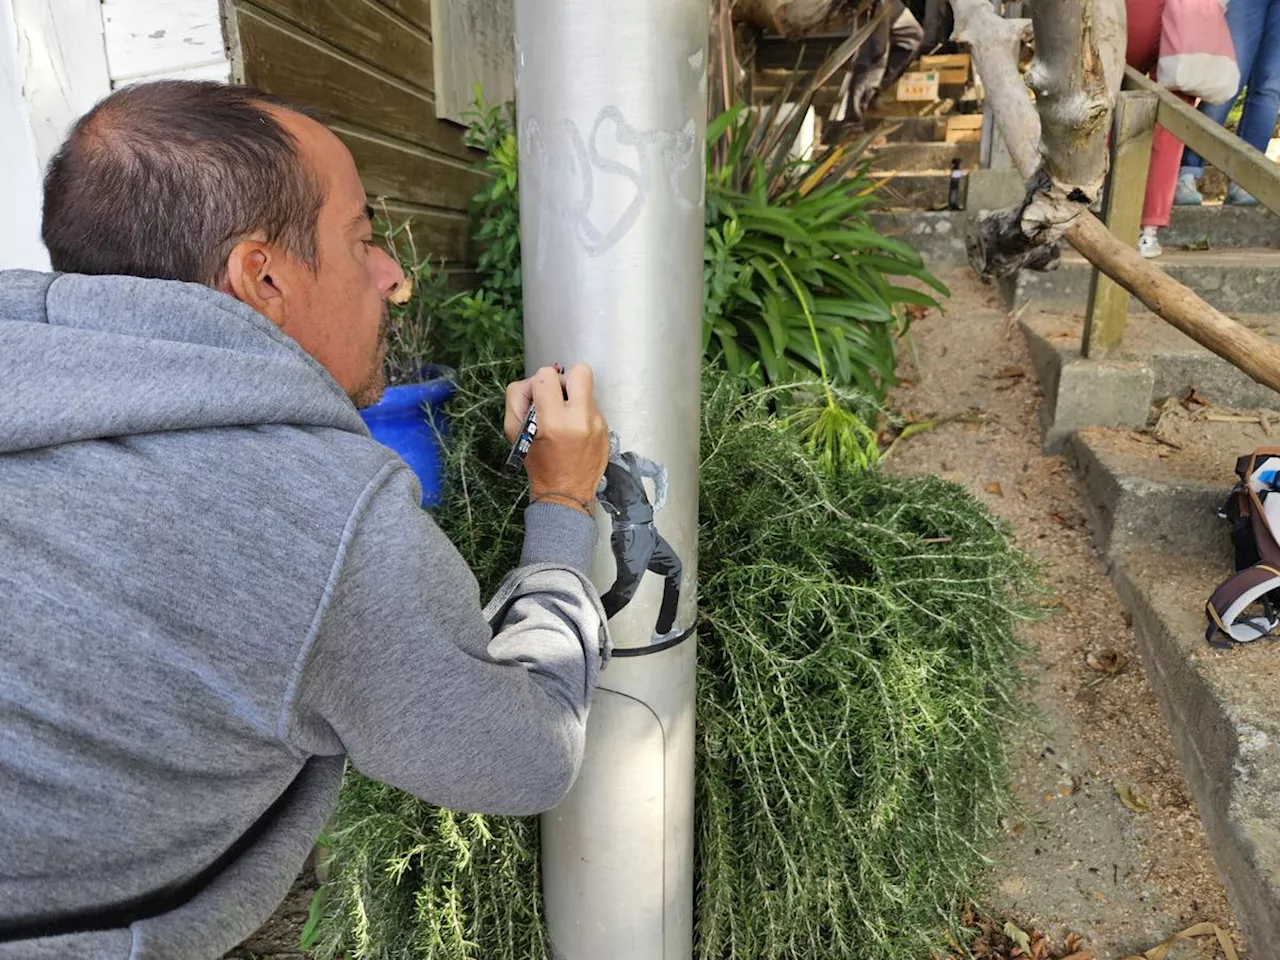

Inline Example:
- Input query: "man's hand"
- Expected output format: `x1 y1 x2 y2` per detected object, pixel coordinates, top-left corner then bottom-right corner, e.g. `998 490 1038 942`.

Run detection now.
505 364 609 515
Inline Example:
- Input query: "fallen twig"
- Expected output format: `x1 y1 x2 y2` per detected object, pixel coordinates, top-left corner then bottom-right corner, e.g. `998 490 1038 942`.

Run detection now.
880 412 983 461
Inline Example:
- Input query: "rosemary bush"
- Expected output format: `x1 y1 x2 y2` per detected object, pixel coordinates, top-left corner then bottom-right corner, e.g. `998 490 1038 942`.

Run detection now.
313 365 1031 960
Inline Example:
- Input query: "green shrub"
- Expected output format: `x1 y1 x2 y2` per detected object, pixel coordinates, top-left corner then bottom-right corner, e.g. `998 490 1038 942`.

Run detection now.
463 93 523 316
313 365 1031 960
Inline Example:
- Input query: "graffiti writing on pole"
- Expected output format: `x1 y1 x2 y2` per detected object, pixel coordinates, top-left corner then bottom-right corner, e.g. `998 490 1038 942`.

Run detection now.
520 105 702 268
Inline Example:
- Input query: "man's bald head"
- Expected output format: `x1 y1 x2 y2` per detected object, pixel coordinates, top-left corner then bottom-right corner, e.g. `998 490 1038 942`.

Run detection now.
42 81 325 286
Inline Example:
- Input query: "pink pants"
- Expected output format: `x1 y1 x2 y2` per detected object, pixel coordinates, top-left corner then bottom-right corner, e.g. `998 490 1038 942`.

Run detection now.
1127 0 1196 228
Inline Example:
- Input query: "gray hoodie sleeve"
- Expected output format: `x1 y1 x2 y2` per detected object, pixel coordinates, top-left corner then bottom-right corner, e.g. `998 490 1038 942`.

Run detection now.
283 462 608 815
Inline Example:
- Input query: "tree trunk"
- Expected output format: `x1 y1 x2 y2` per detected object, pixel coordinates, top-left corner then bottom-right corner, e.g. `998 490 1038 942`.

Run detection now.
733 0 851 37
954 0 1280 395
953 0 1126 278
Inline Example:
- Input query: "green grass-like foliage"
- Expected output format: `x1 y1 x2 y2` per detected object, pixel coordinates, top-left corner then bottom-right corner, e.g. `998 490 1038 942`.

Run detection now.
704 108 948 401
313 364 1031 960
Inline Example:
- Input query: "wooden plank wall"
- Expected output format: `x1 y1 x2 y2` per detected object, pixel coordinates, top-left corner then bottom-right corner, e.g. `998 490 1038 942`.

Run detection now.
223 0 485 265
431 0 514 124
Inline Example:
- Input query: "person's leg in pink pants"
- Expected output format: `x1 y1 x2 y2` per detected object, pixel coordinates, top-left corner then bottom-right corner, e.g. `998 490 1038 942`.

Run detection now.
1126 0 1195 256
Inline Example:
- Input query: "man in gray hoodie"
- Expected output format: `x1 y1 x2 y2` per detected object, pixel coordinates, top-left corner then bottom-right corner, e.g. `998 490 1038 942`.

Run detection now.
0 81 610 959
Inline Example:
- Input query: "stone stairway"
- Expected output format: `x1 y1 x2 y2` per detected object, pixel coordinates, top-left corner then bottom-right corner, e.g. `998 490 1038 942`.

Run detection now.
862 122 982 210
1008 208 1280 955
1020 308 1280 450
892 201 1280 955
1056 414 1280 958
1004 205 1280 316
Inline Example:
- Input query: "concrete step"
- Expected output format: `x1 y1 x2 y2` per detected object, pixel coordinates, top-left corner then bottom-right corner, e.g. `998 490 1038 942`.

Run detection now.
874 171 960 210
1159 203 1280 250
1021 311 1280 417
1062 416 1280 953
879 117 945 143
1004 248 1280 316
867 141 979 172
867 174 1029 270
870 210 971 269
870 191 1280 273
1104 547 1280 957
1065 424 1237 556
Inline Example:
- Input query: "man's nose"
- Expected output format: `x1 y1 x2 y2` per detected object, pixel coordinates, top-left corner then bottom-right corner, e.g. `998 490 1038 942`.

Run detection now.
373 246 407 299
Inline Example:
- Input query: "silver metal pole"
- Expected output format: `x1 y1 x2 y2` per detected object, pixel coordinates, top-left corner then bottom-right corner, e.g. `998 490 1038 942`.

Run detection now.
513 2 707 957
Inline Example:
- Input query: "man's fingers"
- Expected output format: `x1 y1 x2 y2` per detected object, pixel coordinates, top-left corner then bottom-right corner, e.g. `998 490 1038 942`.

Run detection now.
506 378 533 414
504 378 533 443
530 365 567 416
564 363 595 406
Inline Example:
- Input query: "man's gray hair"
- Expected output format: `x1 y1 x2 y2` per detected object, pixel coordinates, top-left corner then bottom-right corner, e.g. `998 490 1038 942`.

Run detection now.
42 80 325 287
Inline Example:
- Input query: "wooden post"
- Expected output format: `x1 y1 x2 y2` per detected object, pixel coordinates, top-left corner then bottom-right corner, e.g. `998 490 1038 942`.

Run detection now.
1082 89 1157 357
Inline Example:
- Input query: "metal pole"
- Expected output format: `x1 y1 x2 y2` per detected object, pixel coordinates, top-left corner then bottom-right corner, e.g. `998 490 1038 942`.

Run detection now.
514 2 706 957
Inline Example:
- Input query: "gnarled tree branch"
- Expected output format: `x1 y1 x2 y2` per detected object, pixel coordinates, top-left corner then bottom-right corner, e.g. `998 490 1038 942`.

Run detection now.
953 0 1126 279
955 0 1280 391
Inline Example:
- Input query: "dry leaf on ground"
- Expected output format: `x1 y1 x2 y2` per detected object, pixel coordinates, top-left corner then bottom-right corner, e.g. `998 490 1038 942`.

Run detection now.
1003 921 1031 953
1120 921 1239 960
1180 388 1210 410
1085 650 1128 675
1115 783 1151 814
986 482 1004 497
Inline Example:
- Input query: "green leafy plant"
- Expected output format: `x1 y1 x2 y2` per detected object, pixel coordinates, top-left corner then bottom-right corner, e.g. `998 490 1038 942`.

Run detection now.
463 88 523 318
313 364 1032 960
703 143 946 400
701 13 949 401
703 0 948 467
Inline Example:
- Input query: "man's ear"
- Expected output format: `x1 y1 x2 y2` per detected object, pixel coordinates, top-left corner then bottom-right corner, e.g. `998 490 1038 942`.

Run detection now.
222 240 287 327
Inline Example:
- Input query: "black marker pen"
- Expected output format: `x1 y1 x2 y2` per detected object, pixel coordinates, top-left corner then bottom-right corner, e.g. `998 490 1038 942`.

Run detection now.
506 364 566 472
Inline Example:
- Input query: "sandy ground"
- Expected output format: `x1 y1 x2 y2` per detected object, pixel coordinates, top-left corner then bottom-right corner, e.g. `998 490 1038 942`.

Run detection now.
887 271 1244 960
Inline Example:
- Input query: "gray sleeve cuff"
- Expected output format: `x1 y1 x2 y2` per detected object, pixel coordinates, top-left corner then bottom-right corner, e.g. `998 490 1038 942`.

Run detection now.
521 502 598 573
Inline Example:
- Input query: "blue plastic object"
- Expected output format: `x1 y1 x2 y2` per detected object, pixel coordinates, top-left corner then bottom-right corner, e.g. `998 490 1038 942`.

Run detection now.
359 365 456 507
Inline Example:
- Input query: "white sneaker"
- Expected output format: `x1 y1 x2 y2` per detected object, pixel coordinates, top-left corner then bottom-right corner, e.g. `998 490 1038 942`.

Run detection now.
1138 230 1163 259
1227 183 1259 206
1174 172 1203 206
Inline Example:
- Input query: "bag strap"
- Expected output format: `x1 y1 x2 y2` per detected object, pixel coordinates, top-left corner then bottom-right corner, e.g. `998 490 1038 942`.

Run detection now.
1206 563 1280 648
1205 449 1280 647
0 774 302 943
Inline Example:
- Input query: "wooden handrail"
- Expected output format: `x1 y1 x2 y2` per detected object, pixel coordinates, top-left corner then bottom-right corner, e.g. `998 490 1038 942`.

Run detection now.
1080 70 1280 377
1122 66 1280 215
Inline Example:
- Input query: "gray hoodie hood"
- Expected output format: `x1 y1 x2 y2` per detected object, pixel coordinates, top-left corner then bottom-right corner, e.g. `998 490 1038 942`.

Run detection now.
0 269 368 452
